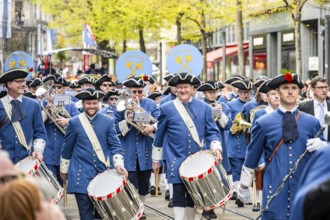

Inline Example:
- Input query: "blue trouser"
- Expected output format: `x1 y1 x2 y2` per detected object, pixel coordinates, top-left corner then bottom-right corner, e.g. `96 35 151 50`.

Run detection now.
75 193 101 220
229 157 245 182
46 164 63 186
172 183 194 208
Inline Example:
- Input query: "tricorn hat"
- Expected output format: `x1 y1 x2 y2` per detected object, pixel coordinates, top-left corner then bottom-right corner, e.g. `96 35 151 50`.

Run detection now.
148 91 162 100
123 77 146 88
267 72 304 89
231 79 253 90
168 72 201 87
104 89 121 100
75 88 105 100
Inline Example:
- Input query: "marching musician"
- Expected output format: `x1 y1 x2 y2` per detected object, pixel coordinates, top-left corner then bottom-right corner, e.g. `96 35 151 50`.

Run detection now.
0 68 46 163
60 88 127 220
299 76 330 141
226 79 253 206
152 72 222 220
95 74 116 93
68 81 81 103
100 89 120 117
218 75 246 104
160 74 177 105
148 91 162 106
238 72 327 220
197 80 231 220
113 76 159 219
75 77 96 112
42 75 80 185
27 78 42 95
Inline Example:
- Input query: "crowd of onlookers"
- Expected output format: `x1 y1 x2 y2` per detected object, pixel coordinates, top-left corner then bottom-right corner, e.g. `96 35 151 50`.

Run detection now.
0 150 65 220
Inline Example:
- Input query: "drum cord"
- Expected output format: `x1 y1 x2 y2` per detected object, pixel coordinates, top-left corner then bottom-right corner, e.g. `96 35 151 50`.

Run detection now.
144 203 174 220
255 127 325 220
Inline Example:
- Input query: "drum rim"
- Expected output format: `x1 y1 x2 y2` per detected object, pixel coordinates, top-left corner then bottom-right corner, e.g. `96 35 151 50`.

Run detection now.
179 150 218 181
14 156 42 174
87 169 127 201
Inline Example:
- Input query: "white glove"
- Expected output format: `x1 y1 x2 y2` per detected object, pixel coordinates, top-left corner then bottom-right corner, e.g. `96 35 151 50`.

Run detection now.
238 186 250 204
306 138 327 152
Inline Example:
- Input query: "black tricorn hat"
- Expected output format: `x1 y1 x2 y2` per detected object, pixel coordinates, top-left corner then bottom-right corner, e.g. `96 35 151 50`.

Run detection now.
24 91 37 99
104 89 120 100
215 81 225 89
162 86 171 95
148 91 162 100
77 77 96 85
197 80 219 91
163 74 175 82
123 77 146 88
29 78 42 88
168 72 201 87
256 79 273 94
43 75 67 85
0 69 29 83
224 75 246 84
95 75 115 86
75 88 105 100
267 73 304 89
231 79 253 90
254 79 266 88
69 81 81 89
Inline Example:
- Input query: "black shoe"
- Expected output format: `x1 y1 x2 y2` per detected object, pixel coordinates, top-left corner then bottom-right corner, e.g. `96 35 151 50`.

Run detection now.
235 198 244 207
165 189 170 200
168 199 173 208
230 191 237 200
149 186 162 196
252 203 260 212
141 212 146 219
202 210 217 220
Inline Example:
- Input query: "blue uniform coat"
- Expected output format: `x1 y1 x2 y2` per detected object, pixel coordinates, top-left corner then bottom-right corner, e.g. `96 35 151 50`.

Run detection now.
153 98 221 183
61 112 123 194
0 96 47 163
113 98 159 172
244 109 321 220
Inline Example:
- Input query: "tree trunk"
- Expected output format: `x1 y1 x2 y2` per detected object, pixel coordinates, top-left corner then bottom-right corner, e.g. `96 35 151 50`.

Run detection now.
139 28 146 53
176 13 184 44
295 15 302 76
122 39 127 53
236 0 245 77
201 30 208 81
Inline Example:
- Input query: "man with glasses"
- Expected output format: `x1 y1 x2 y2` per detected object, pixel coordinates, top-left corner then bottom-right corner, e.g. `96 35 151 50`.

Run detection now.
95 75 116 94
101 89 120 117
42 75 80 185
226 79 253 207
0 68 46 163
113 76 159 219
299 76 330 141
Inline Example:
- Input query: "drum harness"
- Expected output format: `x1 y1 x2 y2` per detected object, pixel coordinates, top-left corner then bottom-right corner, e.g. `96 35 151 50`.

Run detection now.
255 126 325 220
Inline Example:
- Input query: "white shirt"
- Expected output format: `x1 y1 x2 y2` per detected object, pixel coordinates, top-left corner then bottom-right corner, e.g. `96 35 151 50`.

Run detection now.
313 99 328 139
7 94 23 103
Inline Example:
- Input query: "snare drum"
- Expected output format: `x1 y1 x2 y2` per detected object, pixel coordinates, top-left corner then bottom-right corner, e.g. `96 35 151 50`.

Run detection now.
15 156 64 204
88 169 144 220
179 150 232 210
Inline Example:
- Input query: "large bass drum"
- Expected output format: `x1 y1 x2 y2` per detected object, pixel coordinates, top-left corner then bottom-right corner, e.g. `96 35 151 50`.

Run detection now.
15 156 64 204
179 150 232 210
87 169 144 220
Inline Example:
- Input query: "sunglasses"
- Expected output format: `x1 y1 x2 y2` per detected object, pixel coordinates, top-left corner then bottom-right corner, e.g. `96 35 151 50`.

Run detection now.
102 84 113 87
52 85 63 89
131 90 143 94
109 97 118 101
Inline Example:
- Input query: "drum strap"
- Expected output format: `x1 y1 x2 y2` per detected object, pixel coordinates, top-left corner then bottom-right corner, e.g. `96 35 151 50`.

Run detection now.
173 98 203 148
1 96 31 152
79 113 110 168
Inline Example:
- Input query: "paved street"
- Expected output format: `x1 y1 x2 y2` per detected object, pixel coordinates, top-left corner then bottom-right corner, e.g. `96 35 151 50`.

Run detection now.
61 188 259 220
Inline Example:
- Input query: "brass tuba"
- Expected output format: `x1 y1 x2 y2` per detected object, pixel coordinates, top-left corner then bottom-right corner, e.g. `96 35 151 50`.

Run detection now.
250 105 266 123
230 112 251 135
116 90 157 138
35 80 71 134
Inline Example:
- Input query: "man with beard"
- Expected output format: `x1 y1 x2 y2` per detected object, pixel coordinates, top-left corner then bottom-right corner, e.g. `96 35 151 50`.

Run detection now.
238 73 327 220
0 67 46 163
152 73 222 220
60 88 127 220
299 76 330 141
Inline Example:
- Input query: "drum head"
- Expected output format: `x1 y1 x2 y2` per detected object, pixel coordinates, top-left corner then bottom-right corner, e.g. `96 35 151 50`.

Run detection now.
15 156 39 174
179 151 215 178
88 170 124 198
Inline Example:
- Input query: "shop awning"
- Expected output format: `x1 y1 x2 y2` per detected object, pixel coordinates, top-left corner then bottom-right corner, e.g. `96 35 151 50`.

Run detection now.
207 42 249 62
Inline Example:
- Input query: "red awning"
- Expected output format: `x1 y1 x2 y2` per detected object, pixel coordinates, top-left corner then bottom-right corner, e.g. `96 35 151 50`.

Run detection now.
207 42 249 62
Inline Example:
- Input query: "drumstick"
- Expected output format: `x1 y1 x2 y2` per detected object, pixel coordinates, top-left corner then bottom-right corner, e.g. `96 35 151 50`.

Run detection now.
63 179 67 207
252 177 257 206
155 170 159 197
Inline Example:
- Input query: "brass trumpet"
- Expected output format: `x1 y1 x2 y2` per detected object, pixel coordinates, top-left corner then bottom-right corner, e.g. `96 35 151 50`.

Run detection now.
230 112 251 134
116 90 157 138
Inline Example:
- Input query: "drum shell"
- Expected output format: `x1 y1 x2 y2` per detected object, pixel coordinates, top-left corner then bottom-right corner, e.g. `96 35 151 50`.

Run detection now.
179 151 232 210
